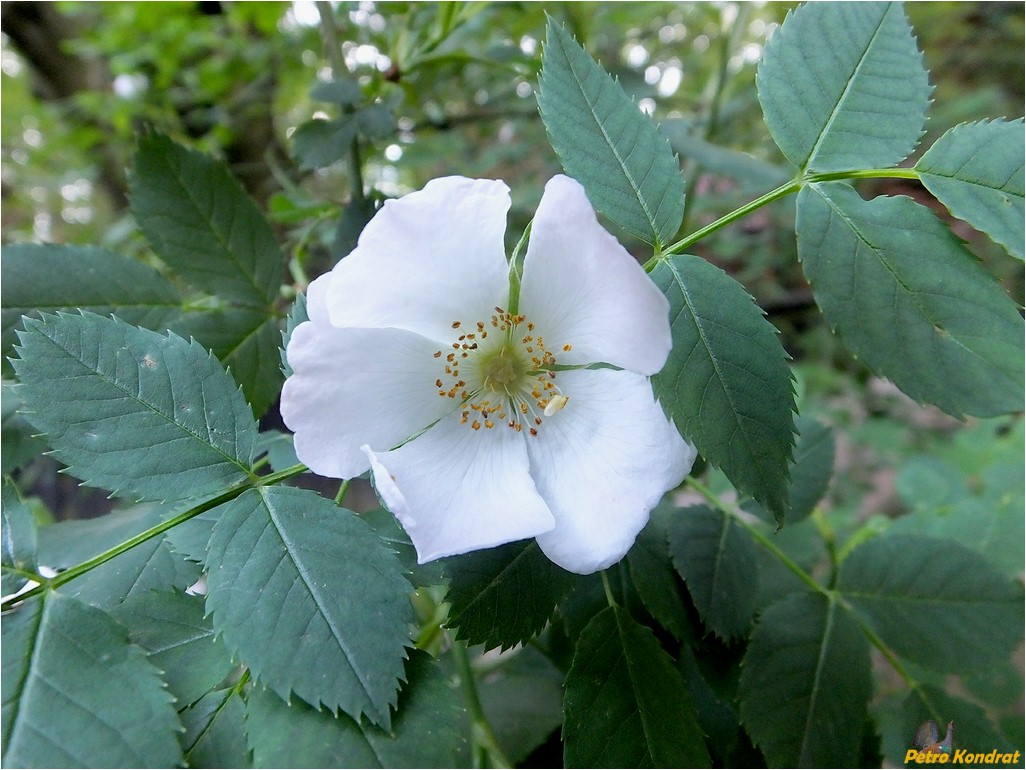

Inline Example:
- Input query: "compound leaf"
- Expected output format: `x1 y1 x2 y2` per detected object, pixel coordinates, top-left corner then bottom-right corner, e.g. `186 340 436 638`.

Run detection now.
651 254 796 518
916 119 1025 259
13 311 257 502
1 591 182 767
757 2 931 172
538 19 684 246
205 486 411 728
797 182 1024 418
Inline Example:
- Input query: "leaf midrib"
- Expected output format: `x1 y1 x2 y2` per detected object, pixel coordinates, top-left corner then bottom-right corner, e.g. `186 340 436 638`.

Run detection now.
803 4 891 171
550 31 663 245
260 489 383 722
29 320 250 478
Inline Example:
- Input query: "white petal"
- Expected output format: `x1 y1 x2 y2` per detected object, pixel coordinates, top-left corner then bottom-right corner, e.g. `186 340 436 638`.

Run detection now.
281 322 452 478
519 175 672 375
364 416 555 563
527 369 696 574
325 177 512 342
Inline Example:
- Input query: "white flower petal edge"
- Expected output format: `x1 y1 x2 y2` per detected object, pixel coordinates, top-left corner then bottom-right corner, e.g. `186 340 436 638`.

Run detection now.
281 320 451 479
326 176 512 342
519 175 673 375
527 368 695 574
363 418 555 562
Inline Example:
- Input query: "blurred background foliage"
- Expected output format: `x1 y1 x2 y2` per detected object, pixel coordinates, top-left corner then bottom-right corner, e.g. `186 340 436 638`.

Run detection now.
2 1 1023 758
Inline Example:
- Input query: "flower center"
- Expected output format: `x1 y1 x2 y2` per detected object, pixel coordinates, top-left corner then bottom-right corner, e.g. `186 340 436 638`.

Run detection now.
433 306 570 436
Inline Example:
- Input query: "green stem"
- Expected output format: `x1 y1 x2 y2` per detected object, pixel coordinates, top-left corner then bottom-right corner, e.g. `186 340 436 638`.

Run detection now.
687 477 932 700
651 166 922 269
679 2 750 236
334 479 351 506
686 477 827 598
600 569 617 608
1 463 309 612
451 640 511 769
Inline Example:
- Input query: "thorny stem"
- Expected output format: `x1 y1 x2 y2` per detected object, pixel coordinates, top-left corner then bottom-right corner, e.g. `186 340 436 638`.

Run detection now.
1 464 309 612
451 639 512 769
646 166 922 270
684 476 934 703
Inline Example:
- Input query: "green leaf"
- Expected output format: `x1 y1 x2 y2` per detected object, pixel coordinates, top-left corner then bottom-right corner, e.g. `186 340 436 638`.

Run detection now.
796 182 1024 418
1 243 181 360
279 292 308 379
747 416 836 525
538 19 684 246
1 383 46 473
651 254 796 518
889 458 1024 576
175 306 284 417
12 311 257 502
2 478 37 597
667 505 758 639
38 505 201 609
2 591 182 767
246 651 465 768
129 130 284 305
563 605 710 768
881 685 1016 767
205 486 411 727
180 688 249 769
310 78 363 106
757 2 931 172
625 507 692 640
442 540 575 651
837 535 1023 672
916 119 1025 259
738 592 872 768
660 120 791 188
292 117 358 169
477 646 563 765
112 591 235 707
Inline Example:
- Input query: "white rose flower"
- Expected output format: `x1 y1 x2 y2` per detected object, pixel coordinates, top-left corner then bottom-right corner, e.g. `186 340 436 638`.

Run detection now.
282 175 695 574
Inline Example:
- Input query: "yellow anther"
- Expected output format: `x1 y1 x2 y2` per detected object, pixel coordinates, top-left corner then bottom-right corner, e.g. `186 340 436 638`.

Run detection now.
544 394 569 416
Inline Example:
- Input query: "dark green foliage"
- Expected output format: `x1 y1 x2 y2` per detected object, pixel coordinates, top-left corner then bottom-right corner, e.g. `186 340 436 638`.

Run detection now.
651 254 796 519
538 19 684 247
563 605 711 768
837 535 1024 672
758 2 931 172
797 182 1024 418
668 505 759 639
739 592 872 768
917 119 1025 259
1 478 37 597
205 486 412 727
442 540 576 651
13 311 258 503
1 591 183 767
245 652 465 768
